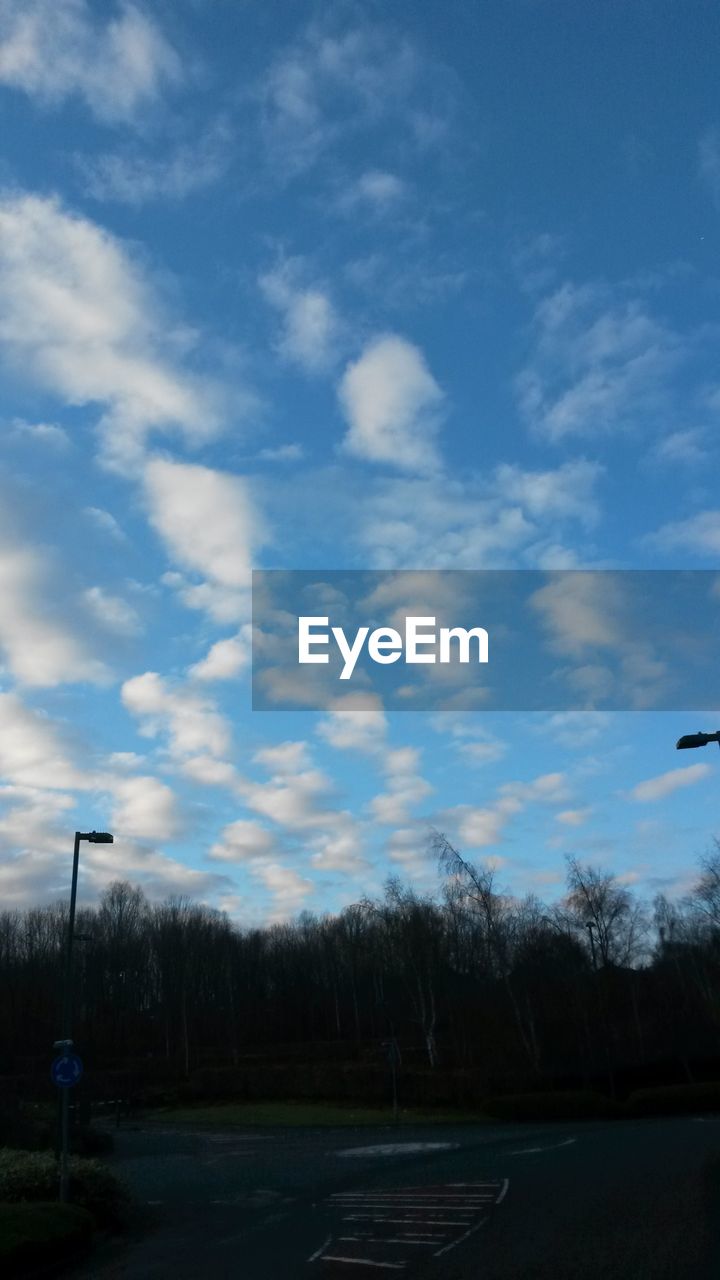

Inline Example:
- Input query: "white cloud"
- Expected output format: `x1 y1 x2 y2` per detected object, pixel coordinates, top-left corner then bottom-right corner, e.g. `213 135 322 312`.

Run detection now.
309 822 366 872
179 755 239 790
493 460 602 527
209 819 278 862
109 773 183 841
257 443 304 463
0 532 108 686
339 334 444 472
121 671 232 760
240 762 333 831
530 573 623 656
83 585 141 636
0 194 224 471
145 459 264 621
650 428 709 467
9 418 69 447
446 772 570 849
338 170 407 212
188 627 252 681
78 123 229 204
630 763 712 802
258 21 451 177
0 693 90 789
260 263 340 373
534 711 612 749
370 746 433 825
517 281 680 441
83 507 127 541
348 452 604 572
431 715 508 766
555 807 592 826
646 510 720 558
252 861 314 923
253 740 312 775
317 692 388 755
82 838 230 903
456 804 511 848
0 0 181 123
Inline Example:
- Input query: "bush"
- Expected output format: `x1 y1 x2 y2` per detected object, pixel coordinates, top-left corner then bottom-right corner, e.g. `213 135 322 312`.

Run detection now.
626 1082 720 1117
0 1148 129 1227
484 1089 622 1122
0 1201 94 1276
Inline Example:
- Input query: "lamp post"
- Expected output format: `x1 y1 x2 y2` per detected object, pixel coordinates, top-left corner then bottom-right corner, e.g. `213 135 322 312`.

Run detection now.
676 731 720 751
58 830 113 1204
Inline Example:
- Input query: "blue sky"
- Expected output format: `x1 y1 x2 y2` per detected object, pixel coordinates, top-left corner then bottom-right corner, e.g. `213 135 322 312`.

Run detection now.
1 0 720 924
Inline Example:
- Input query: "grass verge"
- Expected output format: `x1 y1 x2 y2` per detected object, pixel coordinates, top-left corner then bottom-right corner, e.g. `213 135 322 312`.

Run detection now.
145 1100 494 1127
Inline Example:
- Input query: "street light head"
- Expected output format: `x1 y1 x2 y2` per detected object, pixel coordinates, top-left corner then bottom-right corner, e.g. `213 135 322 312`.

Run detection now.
87 831 113 843
676 732 720 750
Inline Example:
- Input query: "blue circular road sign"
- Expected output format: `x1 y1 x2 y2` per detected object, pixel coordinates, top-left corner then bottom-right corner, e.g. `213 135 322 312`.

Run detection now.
51 1053 83 1088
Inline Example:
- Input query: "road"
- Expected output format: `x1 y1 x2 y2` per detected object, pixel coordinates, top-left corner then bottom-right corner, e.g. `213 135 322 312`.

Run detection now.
68 1115 720 1278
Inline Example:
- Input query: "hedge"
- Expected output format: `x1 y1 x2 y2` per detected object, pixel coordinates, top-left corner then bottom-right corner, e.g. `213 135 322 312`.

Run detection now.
0 1148 129 1227
0 1201 94 1277
626 1082 720 1117
484 1090 622 1122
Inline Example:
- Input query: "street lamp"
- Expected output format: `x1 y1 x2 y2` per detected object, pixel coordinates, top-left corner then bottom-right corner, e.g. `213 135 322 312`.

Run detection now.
676 731 720 750
58 830 112 1203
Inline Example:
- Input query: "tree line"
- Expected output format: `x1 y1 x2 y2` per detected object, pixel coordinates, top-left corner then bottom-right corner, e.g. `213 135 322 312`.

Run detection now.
2 834 720 1095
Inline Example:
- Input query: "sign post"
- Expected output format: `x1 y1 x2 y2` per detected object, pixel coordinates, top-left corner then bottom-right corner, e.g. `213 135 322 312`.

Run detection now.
52 1043 83 1203
382 1038 401 1125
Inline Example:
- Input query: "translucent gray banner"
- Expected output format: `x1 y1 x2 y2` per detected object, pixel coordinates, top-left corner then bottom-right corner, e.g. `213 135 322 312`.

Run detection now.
251 570 720 711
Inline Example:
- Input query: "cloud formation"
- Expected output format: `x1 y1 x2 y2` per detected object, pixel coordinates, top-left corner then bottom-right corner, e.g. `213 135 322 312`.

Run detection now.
0 0 180 123
339 334 444 472
0 194 222 471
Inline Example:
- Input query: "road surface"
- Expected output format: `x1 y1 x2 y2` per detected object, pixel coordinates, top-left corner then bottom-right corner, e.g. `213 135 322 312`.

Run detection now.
68 1115 720 1278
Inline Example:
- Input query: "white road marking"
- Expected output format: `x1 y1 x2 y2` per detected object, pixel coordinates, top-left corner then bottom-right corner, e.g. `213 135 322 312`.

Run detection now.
433 1217 488 1257
336 1142 458 1158
398 1232 448 1239
338 1237 438 1247
312 1179 504 1268
307 1235 332 1262
344 1216 475 1226
332 1192 493 1200
330 1192 486 1203
510 1136 576 1156
321 1257 406 1269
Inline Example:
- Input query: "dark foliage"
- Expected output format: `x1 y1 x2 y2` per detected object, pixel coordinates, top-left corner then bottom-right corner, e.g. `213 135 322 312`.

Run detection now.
2 842 720 1105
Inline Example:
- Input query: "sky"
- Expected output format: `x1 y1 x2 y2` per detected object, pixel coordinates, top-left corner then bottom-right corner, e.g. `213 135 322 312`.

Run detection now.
1 0 720 925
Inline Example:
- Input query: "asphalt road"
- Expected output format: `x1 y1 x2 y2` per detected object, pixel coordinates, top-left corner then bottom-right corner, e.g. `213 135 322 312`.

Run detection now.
67 1115 720 1279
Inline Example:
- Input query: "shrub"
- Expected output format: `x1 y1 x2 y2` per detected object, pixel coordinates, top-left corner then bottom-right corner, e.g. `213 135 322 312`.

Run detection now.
626 1082 720 1117
484 1090 622 1122
0 1201 94 1276
0 1148 129 1227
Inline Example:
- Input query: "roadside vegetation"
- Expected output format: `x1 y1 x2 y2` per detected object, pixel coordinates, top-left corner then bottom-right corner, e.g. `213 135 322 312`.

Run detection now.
3 841 720 1144
0 1201 94 1278
0 1144 129 1274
